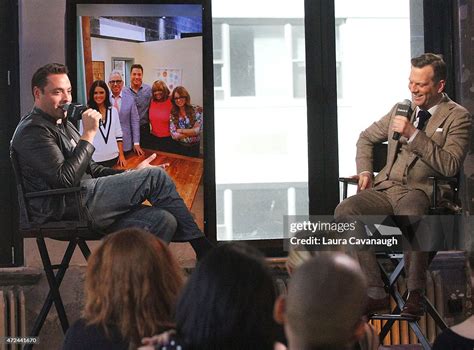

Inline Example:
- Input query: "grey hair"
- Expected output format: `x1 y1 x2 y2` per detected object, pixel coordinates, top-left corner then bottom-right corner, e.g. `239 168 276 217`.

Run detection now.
109 70 123 80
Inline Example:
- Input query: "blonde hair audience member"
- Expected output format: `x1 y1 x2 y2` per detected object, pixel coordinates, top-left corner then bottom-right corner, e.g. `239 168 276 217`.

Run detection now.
62 228 183 350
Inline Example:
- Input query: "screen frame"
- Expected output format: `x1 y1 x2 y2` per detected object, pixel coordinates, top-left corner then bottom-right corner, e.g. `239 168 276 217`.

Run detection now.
65 0 217 242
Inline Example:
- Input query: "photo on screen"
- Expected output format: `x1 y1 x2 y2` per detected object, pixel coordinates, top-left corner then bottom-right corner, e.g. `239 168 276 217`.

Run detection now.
66 1 207 232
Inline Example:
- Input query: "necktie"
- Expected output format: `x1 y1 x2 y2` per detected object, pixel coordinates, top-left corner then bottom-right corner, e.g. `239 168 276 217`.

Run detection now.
417 110 431 130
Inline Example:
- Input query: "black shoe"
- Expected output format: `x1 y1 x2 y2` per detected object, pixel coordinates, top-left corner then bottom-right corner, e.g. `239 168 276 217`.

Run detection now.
400 289 425 319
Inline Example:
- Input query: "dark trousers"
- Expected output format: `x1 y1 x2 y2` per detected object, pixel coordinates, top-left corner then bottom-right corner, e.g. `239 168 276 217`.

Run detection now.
140 124 151 149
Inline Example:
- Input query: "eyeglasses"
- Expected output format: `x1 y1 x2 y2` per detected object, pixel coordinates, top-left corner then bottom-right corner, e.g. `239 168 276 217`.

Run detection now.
109 80 123 85
173 97 186 101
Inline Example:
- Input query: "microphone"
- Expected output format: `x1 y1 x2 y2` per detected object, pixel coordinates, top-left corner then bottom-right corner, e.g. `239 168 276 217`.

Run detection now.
392 99 412 141
61 102 88 122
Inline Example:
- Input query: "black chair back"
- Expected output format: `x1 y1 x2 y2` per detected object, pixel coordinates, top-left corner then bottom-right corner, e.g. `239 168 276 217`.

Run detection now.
10 145 31 228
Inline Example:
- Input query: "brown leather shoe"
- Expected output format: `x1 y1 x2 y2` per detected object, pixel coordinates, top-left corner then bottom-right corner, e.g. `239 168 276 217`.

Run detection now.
401 289 425 319
366 295 390 315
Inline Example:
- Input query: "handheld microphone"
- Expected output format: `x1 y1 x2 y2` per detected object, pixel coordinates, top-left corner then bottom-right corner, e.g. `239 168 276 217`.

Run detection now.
392 99 412 141
61 102 88 122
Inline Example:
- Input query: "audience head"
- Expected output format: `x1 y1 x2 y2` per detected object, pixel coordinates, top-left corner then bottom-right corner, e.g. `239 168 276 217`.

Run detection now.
275 253 368 350
175 243 278 350
152 80 170 102
84 228 183 345
87 80 111 111
108 70 124 96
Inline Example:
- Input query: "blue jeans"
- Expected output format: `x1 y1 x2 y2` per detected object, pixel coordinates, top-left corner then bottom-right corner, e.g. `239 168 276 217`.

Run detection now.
81 167 202 243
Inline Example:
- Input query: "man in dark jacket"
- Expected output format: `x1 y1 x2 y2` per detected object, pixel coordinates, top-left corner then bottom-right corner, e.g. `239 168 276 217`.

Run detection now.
11 63 212 259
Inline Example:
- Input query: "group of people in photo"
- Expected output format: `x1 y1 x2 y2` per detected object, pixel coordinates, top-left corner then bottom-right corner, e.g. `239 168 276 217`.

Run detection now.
83 63 203 168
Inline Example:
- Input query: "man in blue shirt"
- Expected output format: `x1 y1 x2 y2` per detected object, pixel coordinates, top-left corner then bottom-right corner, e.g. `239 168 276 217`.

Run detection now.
124 64 152 148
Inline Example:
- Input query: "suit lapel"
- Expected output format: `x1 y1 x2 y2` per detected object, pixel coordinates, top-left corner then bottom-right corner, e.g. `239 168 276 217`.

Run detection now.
424 96 452 138
406 94 452 168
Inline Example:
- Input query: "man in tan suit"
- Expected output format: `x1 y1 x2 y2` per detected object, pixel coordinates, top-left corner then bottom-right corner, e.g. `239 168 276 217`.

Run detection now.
335 53 471 318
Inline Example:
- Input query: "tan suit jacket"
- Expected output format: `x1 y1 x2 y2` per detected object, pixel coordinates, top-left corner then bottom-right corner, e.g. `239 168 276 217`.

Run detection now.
356 94 472 201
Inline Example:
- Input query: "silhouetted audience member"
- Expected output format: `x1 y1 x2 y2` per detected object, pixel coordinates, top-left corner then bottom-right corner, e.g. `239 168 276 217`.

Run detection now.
432 249 474 349
274 253 370 350
62 228 183 350
141 243 279 350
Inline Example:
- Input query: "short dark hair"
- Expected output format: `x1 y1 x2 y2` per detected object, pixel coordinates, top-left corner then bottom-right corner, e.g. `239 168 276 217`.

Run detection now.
31 63 68 97
176 243 278 350
130 64 143 73
411 53 447 83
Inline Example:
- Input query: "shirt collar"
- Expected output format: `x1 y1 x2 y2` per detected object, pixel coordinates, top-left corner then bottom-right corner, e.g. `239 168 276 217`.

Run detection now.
129 85 143 93
32 106 62 124
415 98 441 117
111 90 123 99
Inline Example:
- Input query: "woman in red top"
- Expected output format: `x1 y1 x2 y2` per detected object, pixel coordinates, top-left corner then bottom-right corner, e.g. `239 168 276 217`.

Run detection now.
148 80 176 153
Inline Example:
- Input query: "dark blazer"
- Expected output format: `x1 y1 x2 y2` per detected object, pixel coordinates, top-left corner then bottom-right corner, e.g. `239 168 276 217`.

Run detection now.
11 107 122 223
356 94 472 201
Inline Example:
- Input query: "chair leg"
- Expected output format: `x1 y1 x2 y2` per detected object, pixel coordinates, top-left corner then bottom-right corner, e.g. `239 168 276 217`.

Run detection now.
30 238 76 337
425 297 448 330
374 254 448 349
77 238 91 260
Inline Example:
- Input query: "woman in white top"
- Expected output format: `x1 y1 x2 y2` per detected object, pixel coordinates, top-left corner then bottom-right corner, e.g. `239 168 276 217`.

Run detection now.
82 80 126 168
